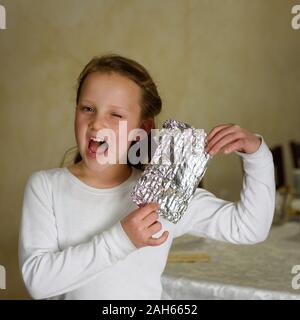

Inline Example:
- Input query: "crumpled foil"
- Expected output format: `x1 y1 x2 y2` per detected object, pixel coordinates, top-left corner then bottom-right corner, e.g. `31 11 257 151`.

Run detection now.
130 119 211 224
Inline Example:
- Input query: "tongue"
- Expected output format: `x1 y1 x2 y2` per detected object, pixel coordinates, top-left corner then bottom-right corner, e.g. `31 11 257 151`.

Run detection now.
89 140 100 153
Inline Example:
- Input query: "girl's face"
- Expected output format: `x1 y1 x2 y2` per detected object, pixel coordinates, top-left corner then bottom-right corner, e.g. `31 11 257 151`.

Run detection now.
75 71 148 171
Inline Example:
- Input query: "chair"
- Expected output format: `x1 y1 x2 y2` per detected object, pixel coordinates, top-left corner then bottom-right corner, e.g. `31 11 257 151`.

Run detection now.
290 141 300 169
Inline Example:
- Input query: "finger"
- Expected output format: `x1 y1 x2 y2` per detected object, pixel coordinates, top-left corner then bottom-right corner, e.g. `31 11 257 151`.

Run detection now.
206 125 242 152
136 202 160 220
208 133 242 155
147 220 162 234
147 231 169 246
142 210 159 227
206 124 233 142
223 139 243 154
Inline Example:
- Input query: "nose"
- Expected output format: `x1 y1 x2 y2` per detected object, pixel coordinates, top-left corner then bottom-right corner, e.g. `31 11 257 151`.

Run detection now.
89 114 107 132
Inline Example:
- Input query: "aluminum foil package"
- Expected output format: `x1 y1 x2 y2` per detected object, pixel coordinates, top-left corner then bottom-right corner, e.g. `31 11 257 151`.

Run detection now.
131 119 211 224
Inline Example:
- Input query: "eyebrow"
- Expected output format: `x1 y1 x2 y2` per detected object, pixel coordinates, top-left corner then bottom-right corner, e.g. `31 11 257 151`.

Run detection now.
79 99 128 110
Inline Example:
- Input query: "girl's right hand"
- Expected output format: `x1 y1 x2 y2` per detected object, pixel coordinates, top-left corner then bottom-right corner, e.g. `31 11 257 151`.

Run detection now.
121 203 169 249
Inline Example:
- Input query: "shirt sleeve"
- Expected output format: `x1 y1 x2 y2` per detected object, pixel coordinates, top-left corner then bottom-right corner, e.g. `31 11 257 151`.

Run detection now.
18 171 138 300
173 134 276 244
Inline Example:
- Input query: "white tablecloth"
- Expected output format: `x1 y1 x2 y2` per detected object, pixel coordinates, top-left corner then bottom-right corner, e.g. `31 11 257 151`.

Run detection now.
161 222 300 300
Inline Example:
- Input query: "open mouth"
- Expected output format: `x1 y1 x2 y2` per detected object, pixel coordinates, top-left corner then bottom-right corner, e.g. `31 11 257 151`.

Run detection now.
88 137 109 154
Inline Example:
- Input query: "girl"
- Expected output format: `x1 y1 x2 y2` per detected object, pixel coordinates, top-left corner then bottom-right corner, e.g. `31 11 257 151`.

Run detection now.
19 54 275 300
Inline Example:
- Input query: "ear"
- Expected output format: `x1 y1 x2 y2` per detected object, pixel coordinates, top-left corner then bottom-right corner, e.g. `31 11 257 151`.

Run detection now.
140 118 155 135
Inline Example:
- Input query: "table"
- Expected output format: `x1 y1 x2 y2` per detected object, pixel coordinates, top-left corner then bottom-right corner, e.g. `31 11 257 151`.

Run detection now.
161 222 300 300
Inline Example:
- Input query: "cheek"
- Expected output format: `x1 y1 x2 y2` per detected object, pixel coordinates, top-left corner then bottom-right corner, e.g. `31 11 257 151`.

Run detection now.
74 119 80 137
75 114 85 130
74 116 87 143
113 118 143 146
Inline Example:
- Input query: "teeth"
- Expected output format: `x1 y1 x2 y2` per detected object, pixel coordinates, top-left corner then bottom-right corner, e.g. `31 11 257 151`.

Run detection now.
90 137 104 142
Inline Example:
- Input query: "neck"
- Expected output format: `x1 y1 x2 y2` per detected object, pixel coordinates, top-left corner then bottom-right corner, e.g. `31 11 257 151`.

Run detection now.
69 162 133 189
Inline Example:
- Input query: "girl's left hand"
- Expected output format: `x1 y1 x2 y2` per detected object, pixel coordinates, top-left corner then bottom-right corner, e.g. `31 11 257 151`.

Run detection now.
205 124 261 156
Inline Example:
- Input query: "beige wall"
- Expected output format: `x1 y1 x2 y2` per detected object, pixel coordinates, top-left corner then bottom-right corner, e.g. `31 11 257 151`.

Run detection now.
0 0 299 299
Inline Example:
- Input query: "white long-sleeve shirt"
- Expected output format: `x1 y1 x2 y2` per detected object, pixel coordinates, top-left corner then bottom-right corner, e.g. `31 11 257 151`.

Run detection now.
18 135 275 300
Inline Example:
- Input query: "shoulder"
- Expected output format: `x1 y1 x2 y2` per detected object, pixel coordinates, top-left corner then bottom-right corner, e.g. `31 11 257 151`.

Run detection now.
25 167 67 193
187 187 229 215
173 188 217 235
191 187 217 201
